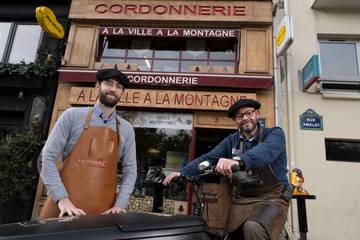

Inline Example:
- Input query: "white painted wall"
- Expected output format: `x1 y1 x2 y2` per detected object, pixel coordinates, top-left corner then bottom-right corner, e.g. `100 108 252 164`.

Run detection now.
276 0 360 239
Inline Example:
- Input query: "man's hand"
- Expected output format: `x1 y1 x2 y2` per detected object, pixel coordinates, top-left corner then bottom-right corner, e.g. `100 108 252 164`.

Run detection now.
102 207 127 214
215 158 239 176
58 197 86 217
163 172 181 186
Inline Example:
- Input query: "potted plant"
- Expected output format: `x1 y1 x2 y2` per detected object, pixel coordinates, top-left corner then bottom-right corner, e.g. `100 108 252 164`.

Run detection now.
0 125 45 224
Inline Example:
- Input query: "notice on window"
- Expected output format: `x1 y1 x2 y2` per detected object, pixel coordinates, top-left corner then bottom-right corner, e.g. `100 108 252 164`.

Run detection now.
121 111 193 130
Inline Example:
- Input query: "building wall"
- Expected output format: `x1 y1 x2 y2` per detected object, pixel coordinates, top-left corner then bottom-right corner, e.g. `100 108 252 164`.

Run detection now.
277 0 360 239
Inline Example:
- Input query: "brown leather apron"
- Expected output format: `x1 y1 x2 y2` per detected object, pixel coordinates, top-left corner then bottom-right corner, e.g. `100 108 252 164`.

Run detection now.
225 128 290 240
39 107 120 219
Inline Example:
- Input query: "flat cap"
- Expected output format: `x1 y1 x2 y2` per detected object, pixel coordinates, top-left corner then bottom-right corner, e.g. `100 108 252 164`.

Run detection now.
227 99 261 118
96 68 130 88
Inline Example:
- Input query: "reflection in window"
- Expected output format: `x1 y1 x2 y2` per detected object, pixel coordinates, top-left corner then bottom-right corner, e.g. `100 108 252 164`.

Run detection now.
127 59 152 71
128 49 153 58
128 38 152 58
98 34 239 73
102 41 126 58
153 38 180 59
319 42 359 76
183 39 207 59
8 25 42 64
153 60 179 72
181 60 207 72
119 111 193 203
154 50 179 59
101 58 125 64
325 138 360 162
208 38 236 60
0 22 11 62
210 50 235 60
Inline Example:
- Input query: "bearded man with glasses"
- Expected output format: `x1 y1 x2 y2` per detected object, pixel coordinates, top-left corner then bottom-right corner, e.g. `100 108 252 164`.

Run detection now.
39 67 137 219
164 99 291 240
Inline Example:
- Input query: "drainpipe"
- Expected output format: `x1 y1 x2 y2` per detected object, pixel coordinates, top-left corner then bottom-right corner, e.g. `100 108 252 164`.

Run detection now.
283 0 298 238
273 24 281 127
273 0 297 239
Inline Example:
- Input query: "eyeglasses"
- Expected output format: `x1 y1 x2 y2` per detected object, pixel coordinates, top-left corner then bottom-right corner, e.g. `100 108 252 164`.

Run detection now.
102 80 124 91
234 110 256 120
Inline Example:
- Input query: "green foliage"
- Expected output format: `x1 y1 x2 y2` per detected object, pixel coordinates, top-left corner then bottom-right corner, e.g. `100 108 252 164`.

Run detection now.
0 41 65 81
0 127 45 203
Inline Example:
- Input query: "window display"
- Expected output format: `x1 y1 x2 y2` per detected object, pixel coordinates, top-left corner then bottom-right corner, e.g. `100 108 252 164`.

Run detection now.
119 111 193 205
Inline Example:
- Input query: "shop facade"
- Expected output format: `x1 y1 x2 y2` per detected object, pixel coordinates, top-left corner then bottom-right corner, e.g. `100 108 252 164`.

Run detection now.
33 0 275 232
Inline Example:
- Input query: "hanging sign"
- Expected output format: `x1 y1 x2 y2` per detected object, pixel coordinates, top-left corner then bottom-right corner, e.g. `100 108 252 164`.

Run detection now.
276 15 294 56
301 55 320 91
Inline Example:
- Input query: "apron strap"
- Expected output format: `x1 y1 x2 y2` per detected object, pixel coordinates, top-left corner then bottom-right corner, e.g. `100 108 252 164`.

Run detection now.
84 107 93 129
84 107 120 145
258 127 264 144
239 139 244 153
238 126 264 152
115 116 120 145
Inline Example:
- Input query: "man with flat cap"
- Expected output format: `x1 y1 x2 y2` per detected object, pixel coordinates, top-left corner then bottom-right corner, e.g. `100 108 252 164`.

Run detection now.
164 98 291 240
39 68 137 219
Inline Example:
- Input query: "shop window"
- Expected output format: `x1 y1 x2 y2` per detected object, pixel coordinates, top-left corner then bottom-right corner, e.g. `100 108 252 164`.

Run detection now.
0 22 42 64
325 138 360 163
99 35 238 73
319 41 360 77
0 22 11 62
119 111 193 203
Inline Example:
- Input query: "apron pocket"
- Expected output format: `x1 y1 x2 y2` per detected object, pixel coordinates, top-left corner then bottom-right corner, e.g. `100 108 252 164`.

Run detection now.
88 138 116 160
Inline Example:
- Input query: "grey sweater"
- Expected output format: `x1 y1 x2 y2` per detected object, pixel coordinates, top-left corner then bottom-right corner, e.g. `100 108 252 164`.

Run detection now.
40 105 137 209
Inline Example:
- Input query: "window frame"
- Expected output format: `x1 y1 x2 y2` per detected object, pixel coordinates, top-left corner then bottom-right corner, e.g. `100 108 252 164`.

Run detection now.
318 39 360 77
0 22 43 64
325 138 360 163
98 35 239 73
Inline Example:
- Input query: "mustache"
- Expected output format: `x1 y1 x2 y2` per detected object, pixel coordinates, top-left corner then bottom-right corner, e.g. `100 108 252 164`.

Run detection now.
105 92 118 98
240 119 252 125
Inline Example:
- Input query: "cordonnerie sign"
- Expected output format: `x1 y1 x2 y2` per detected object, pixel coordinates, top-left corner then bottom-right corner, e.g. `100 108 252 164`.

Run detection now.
95 4 246 16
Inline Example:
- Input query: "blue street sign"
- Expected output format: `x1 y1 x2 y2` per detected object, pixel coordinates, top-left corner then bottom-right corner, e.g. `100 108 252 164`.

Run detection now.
301 55 320 91
299 109 323 131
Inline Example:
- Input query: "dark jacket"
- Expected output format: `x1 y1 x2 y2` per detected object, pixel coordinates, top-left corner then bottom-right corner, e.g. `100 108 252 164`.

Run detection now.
181 127 289 187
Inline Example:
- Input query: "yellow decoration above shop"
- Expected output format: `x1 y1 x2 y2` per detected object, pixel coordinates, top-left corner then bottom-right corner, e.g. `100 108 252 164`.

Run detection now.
35 6 64 40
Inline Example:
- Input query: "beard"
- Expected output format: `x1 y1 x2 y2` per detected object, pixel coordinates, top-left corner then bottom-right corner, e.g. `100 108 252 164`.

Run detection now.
99 91 120 107
239 119 258 134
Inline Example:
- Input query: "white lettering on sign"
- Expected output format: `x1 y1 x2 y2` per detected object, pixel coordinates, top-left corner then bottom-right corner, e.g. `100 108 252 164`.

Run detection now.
302 122 320 128
127 75 198 85
99 27 238 38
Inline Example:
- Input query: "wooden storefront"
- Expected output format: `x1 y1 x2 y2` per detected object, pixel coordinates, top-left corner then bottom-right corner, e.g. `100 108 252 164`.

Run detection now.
33 0 275 233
